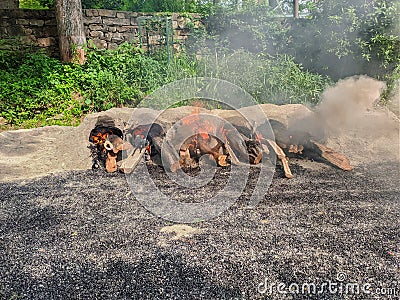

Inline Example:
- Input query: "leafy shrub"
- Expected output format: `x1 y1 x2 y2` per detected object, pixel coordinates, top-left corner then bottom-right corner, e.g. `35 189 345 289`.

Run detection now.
0 43 198 127
0 43 332 128
19 0 52 9
198 50 332 105
289 0 400 80
0 51 83 127
82 0 124 10
186 4 290 56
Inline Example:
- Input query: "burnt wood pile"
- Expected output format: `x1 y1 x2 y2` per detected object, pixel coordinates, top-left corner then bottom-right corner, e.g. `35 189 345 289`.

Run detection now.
88 114 352 178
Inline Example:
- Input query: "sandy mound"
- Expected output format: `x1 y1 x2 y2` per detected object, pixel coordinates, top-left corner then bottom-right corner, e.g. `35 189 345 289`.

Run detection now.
0 102 398 182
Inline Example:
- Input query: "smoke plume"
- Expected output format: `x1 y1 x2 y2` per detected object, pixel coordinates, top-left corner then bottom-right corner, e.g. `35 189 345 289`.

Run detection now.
289 75 388 142
315 75 386 131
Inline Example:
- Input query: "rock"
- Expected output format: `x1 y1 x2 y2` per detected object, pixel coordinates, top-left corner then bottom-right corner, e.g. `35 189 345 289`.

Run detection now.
0 104 398 182
84 9 99 17
29 19 44 27
97 9 116 18
107 43 118 50
37 37 56 47
89 30 104 38
103 17 130 26
0 117 7 126
83 16 101 25
88 24 103 31
90 38 107 49
116 12 126 19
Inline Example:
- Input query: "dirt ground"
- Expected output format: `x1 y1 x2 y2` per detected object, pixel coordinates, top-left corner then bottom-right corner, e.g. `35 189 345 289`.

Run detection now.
0 159 399 299
0 101 399 299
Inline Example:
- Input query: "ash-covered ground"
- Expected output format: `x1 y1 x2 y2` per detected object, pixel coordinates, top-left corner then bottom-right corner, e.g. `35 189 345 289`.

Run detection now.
0 161 399 299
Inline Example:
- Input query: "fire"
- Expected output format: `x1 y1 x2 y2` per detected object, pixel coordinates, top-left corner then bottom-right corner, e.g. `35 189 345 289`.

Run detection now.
181 104 215 141
89 126 123 146
90 132 109 145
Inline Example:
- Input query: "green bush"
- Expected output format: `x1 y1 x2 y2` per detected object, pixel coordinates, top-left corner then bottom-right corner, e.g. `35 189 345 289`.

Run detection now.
0 51 83 127
190 1 398 105
0 43 198 127
289 0 400 80
198 50 332 105
186 4 290 56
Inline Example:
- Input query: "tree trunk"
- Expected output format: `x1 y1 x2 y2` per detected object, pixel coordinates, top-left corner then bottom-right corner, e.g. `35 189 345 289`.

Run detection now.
55 0 86 64
293 0 300 18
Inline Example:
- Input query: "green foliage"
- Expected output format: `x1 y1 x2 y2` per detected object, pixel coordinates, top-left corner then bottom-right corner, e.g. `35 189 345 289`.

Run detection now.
0 51 83 127
3 0 399 127
0 43 197 127
0 42 331 128
188 4 290 55
191 0 398 104
19 0 52 9
82 0 124 10
38 0 54 8
380 65 400 106
359 0 400 70
126 0 191 12
198 50 332 105
289 0 400 80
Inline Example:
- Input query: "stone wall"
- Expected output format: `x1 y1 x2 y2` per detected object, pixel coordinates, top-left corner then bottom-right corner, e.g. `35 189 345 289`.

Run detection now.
0 0 18 9
0 9 201 55
0 9 58 54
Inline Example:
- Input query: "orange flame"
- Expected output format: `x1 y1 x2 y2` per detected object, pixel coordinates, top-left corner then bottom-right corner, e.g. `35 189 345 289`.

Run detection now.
91 132 109 145
181 105 215 141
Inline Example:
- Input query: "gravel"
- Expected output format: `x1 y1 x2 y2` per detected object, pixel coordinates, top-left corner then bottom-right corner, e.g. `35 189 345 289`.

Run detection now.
0 160 399 299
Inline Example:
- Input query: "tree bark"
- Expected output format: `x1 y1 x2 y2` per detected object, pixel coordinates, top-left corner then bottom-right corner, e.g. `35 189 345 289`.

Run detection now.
293 0 300 18
55 0 86 64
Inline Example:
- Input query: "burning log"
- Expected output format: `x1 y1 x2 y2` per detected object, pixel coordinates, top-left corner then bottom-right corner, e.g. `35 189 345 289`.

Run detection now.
310 140 352 171
246 140 263 165
193 135 228 167
161 138 181 172
118 146 146 174
88 112 352 178
288 144 304 154
120 123 167 173
178 134 228 169
179 148 197 169
224 140 241 165
127 123 182 172
223 128 252 165
89 121 123 171
89 120 167 173
106 151 118 173
262 139 294 179
257 119 352 175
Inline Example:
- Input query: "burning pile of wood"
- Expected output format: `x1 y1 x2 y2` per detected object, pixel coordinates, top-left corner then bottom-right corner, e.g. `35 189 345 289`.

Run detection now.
89 112 352 178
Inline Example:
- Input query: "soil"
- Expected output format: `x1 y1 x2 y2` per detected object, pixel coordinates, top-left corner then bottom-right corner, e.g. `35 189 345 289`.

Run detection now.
0 160 399 299
0 104 399 299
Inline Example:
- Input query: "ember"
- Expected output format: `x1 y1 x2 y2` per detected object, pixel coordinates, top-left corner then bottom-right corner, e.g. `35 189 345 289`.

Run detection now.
88 118 123 172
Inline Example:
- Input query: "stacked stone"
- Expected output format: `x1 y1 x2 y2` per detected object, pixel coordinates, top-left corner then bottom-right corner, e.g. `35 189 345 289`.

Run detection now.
0 9 58 54
0 9 202 54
